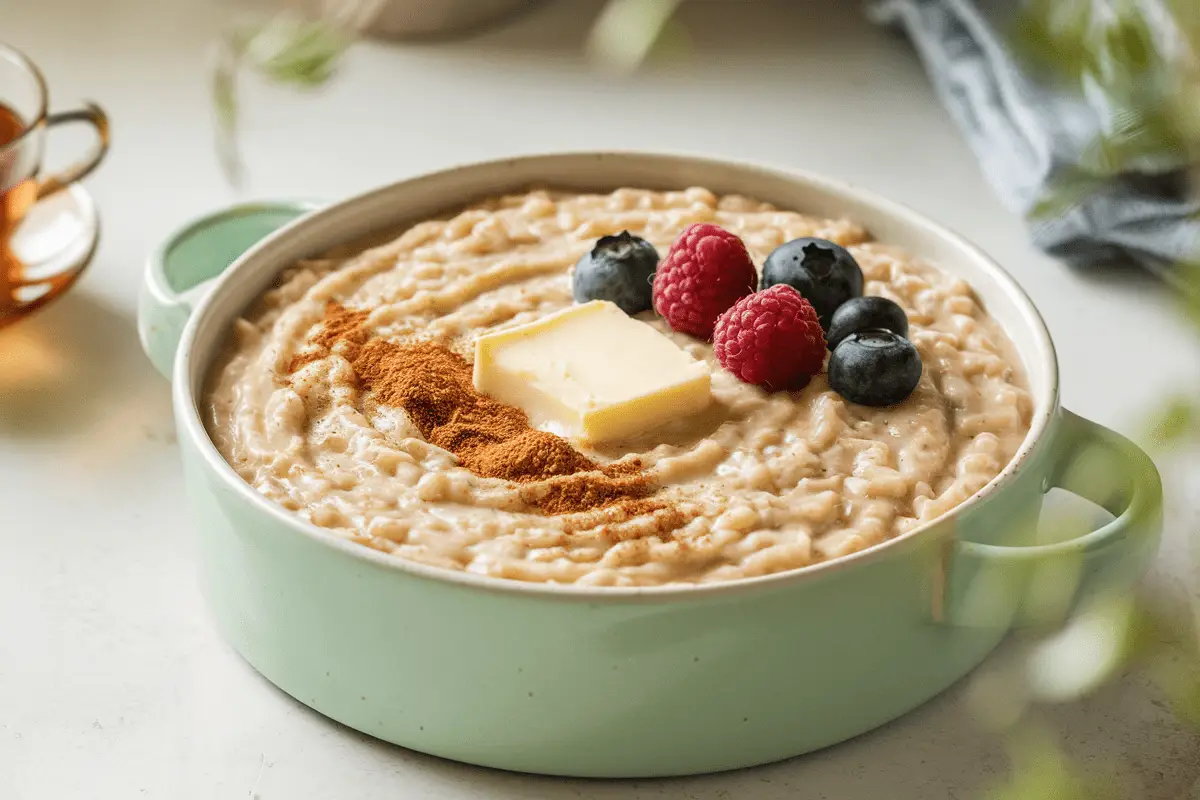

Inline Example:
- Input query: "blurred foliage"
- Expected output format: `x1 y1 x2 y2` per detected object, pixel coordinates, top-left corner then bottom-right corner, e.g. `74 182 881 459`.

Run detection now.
208 0 677 183
969 589 1200 799
988 729 1124 800
211 1 371 185
1013 0 1200 365
1147 394 1200 448
1004 1 1200 797
585 0 683 73
1184 259 1200 330
1014 0 1200 183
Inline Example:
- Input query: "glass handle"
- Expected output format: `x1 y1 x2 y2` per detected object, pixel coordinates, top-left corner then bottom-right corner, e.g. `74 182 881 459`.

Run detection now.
36 102 110 200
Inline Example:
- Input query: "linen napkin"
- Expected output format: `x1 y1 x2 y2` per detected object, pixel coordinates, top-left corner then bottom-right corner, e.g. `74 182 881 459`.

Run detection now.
870 0 1200 283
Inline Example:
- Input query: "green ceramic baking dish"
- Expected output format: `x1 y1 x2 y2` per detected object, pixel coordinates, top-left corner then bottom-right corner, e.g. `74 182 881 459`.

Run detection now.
137 152 1161 777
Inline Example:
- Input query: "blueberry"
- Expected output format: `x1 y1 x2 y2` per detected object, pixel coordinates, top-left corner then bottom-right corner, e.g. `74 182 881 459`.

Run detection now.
760 238 864 329
826 296 909 350
572 231 659 315
828 330 922 407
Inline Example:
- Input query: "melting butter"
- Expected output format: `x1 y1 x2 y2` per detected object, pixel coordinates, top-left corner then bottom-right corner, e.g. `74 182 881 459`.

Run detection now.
473 301 712 444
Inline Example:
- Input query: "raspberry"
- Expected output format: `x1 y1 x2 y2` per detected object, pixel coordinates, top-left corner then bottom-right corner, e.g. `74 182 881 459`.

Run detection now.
713 284 826 390
652 223 758 340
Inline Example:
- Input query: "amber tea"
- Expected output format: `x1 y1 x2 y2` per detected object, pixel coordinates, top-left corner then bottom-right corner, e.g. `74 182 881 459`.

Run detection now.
1 101 40 322
2 101 38 244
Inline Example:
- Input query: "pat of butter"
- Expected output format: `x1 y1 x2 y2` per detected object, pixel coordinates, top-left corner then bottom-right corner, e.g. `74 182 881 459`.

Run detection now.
473 301 712 444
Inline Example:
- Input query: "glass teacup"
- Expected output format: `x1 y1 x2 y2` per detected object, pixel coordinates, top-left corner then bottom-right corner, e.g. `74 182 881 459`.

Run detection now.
0 42 109 327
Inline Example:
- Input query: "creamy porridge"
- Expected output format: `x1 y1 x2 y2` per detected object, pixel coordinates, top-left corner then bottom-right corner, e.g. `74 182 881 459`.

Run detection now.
205 187 1033 586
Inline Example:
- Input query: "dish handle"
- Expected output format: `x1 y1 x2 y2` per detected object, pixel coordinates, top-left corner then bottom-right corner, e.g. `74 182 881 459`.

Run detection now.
943 409 1162 627
137 200 320 379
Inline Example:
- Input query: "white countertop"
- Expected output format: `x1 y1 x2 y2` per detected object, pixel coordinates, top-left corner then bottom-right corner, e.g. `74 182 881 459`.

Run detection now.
2 1 1198 797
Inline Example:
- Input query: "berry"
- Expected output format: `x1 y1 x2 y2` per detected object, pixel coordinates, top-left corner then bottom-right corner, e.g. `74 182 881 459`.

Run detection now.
652 223 758 339
760 237 864 329
572 231 660 315
713 284 826 391
828 330 922 407
826 295 909 350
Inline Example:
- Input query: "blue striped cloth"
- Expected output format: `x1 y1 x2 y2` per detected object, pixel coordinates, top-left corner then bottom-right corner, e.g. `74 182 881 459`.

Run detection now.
872 0 1199 284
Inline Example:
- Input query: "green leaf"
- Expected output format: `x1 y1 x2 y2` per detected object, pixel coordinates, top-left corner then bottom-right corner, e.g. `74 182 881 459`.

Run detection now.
1124 597 1200 727
1010 0 1095 85
1179 259 1200 333
1167 0 1200 55
211 37 244 188
246 16 350 87
1093 0 1160 85
1080 109 1187 175
1026 168 1104 220
987 729 1123 800
1103 13 1153 73
1171 82 1200 152
1148 636 1200 727
1025 596 1135 701
208 11 352 188
1162 661 1200 726
586 0 683 72
1146 395 1200 448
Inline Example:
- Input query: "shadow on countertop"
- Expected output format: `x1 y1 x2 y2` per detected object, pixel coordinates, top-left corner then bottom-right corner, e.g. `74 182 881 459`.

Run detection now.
0 290 173 449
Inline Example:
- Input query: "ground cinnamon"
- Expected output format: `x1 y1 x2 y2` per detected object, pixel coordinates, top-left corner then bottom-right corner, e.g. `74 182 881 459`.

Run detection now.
288 304 370 372
292 305 662 518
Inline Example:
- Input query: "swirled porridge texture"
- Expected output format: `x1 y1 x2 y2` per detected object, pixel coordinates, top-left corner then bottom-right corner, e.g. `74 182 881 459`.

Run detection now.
206 188 1033 586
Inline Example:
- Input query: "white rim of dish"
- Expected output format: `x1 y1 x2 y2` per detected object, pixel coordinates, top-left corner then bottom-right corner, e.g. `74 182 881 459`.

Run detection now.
175 150 1060 602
